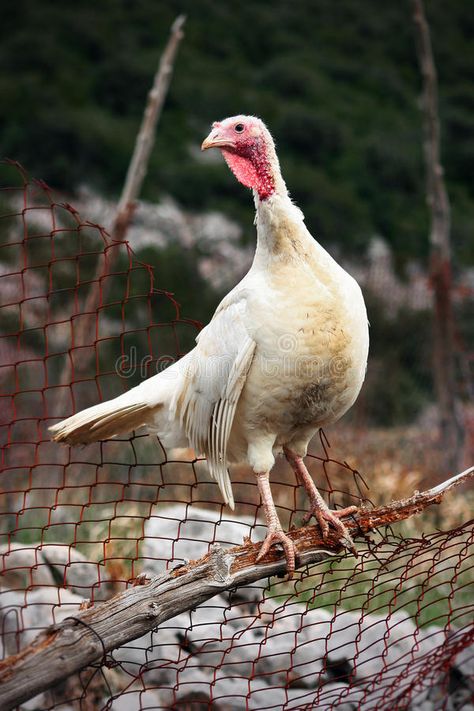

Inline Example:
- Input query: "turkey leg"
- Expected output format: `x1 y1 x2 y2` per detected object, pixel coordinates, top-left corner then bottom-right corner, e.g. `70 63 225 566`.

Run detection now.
284 447 357 554
255 471 297 575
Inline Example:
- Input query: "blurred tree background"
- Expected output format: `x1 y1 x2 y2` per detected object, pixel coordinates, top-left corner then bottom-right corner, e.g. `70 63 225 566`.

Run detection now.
0 0 473 428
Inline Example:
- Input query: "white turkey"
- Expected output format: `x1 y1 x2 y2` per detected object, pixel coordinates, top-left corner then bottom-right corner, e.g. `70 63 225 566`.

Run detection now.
50 115 369 573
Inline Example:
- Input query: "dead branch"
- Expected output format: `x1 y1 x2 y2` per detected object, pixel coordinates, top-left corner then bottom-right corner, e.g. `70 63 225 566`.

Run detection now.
412 0 464 468
55 15 186 414
113 13 186 240
0 466 472 711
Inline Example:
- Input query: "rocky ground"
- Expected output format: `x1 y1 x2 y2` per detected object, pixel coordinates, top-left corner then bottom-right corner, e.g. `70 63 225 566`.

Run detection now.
1 505 472 710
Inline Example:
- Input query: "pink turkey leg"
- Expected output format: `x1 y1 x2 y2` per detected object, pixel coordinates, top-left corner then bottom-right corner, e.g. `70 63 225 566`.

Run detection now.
284 447 357 554
255 471 296 575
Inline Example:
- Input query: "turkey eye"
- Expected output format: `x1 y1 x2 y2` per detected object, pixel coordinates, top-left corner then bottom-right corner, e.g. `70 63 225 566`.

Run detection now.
234 123 245 133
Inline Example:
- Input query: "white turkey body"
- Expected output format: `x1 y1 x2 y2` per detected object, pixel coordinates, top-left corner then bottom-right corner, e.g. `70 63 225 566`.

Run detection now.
50 115 369 572
215 196 368 469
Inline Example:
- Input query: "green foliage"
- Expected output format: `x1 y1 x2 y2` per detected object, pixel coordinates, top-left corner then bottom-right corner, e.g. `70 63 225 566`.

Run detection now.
363 294 434 425
1 1 473 427
0 0 473 265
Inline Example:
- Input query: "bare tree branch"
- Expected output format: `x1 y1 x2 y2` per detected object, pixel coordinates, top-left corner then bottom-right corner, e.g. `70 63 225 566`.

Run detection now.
412 0 464 468
0 466 472 711
54 15 186 415
113 14 186 241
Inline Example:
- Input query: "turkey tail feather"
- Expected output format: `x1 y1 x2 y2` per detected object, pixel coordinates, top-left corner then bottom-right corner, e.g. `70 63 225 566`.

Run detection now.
49 399 153 445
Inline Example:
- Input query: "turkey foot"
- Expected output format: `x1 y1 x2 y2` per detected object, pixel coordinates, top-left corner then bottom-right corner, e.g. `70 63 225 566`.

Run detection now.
284 447 357 555
256 527 296 575
302 499 357 555
255 470 297 575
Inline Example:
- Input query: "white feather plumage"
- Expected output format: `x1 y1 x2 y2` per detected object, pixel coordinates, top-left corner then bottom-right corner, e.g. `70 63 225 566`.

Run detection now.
50 116 369 531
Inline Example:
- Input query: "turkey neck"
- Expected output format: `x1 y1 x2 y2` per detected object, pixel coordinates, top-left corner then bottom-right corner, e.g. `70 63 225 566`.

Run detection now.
251 189 348 300
252 190 317 269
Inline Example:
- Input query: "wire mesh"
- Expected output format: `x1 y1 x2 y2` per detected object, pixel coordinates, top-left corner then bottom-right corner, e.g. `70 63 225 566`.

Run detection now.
0 161 473 710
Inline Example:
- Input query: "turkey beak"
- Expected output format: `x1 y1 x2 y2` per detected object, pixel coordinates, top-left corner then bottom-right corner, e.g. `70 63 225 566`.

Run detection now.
201 129 231 151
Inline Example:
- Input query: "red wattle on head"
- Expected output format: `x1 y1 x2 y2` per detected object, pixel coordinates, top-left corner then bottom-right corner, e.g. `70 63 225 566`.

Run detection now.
221 146 275 200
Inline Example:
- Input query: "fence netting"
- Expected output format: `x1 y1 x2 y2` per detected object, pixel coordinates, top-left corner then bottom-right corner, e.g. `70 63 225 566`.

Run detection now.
0 162 473 710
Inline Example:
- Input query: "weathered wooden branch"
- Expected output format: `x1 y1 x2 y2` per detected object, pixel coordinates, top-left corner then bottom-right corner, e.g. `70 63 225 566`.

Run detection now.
113 13 186 239
55 15 186 414
412 0 464 468
0 466 472 710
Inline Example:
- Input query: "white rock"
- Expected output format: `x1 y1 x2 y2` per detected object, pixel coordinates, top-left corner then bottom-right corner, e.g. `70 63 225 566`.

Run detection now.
21 700 76 711
450 633 474 680
113 623 186 683
157 665 212 708
410 702 434 711
114 594 251 683
0 543 98 595
142 504 266 575
141 503 268 604
312 681 364 709
0 587 83 654
209 675 318 710
108 687 164 710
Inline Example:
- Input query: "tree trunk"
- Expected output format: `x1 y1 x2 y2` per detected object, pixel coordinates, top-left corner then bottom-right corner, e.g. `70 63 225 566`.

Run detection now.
412 0 464 470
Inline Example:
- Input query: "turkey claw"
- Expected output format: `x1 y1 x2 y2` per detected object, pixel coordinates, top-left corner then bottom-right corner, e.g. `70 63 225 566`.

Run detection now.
304 504 358 555
256 528 297 577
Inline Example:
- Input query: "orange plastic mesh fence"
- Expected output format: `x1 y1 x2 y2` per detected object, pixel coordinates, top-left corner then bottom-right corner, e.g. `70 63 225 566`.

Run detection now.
0 162 473 710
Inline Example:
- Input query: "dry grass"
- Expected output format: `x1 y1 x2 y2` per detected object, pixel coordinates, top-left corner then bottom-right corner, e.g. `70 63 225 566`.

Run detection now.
307 423 474 534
